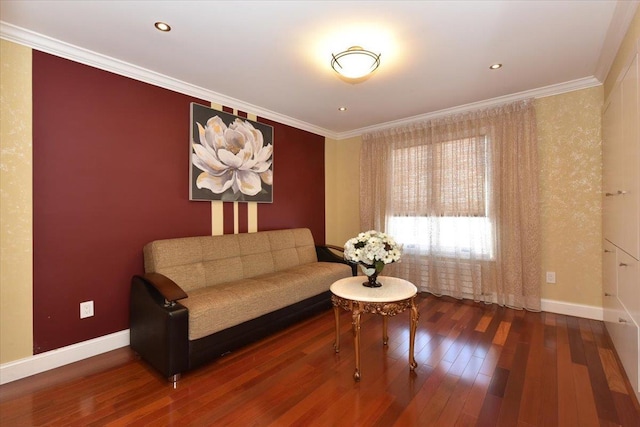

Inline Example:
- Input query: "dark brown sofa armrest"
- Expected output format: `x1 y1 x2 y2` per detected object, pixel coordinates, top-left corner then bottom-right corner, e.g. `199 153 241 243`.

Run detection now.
315 245 357 276
134 272 188 303
130 275 189 380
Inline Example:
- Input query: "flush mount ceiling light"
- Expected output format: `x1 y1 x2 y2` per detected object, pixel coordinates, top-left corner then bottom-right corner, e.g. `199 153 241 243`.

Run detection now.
489 63 503 70
331 46 381 79
154 22 171 32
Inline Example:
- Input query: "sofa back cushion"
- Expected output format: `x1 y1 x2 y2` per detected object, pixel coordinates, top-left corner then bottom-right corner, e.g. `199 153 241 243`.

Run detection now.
143 228 318 292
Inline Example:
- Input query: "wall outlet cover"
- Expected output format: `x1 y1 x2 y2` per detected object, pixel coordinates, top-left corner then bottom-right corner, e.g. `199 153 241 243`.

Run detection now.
80 301 94 319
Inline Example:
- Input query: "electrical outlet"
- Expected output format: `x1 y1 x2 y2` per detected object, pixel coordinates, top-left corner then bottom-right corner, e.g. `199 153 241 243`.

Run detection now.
80 300 94 319
546 271 556 284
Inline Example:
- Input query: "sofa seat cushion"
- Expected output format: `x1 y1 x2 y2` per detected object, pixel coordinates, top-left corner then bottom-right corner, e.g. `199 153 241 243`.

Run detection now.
180 261 351 340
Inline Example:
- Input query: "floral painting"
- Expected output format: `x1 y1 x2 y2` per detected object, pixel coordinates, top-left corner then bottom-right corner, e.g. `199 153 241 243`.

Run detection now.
190 103 274 202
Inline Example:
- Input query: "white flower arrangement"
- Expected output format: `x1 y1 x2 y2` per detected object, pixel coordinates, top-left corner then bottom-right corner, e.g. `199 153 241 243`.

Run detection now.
343 230 402 273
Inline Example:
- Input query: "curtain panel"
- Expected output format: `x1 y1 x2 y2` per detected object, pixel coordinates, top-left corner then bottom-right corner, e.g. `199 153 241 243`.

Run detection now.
360 99 540 311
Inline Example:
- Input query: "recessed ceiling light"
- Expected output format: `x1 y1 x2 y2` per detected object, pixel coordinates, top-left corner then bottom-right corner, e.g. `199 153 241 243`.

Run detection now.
489 63 502 70
154 22 171 32
338 106 347 111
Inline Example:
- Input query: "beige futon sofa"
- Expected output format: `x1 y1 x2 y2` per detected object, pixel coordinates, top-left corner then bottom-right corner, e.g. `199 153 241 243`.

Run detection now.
130 228 354 381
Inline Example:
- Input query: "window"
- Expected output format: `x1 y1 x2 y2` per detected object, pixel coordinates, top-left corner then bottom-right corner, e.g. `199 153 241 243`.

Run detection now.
387 136 494 259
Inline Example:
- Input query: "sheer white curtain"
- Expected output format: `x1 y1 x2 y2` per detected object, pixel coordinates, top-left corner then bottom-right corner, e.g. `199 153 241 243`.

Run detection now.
360 100 540 310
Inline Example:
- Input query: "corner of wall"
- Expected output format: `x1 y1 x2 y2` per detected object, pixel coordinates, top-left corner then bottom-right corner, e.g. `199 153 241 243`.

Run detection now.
604 6 640 100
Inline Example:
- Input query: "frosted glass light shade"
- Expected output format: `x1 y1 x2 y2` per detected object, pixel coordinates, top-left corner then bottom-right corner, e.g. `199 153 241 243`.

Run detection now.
331 46 381 79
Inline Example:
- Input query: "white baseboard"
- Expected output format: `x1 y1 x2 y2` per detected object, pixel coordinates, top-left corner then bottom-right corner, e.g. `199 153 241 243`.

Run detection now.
541 298 603 321
0 329 129 385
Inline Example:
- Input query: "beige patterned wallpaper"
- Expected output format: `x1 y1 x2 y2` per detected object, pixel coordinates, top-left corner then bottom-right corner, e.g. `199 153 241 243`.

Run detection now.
536 86 603 308
325 136 361 247
0 39 33 363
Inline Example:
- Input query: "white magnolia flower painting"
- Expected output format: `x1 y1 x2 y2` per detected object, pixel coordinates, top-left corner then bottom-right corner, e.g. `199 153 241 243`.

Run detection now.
190 103 274 202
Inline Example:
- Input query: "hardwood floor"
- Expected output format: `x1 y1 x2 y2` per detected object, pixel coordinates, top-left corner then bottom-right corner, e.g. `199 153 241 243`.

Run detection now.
1 293 639 426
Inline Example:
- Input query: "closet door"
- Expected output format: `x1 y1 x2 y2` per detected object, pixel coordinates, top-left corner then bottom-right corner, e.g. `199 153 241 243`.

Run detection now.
619 54 639 259
602 84 625 245
603 240 618 324
618 250 639 325
604 247 639 397
602 47 640 402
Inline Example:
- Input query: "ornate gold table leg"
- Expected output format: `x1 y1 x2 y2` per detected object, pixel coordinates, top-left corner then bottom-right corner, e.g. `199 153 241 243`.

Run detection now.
333 305 340 353
382 316 389 346
409 297 419 370
352 303 363 381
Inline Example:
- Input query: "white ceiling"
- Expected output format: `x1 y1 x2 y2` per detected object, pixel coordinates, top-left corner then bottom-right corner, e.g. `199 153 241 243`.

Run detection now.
1 1 637 139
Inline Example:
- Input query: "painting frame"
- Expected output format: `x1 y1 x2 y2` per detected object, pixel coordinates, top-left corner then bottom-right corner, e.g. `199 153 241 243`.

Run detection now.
189 103 274 203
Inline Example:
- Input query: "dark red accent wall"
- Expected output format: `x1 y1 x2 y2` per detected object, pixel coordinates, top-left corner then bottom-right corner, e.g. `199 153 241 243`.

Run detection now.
257 118 326 245
31 51 326 354
32 52 212 353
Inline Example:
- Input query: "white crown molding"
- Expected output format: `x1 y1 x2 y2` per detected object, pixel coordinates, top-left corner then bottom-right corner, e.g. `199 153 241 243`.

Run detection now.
337 76 602 140
0 21 339 140
0 330 129 385
594 0 640 82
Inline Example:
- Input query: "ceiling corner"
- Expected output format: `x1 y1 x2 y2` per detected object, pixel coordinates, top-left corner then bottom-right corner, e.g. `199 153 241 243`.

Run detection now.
594 0 640 82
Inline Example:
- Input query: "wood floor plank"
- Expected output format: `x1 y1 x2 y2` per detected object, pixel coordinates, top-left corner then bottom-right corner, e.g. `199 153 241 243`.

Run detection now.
599 347 630 394
492 320 512 346
451 303 471 321
582 334 620 424
434 355 484 426
496 341 529 426
612 391 640 427
417 372 460 424
556 314 581 426
475 393 503 427
455 412 478 426
517 312 544 425
589 318 613 350
423 327 463 368
544 323 557 351
478 344 501 378
496 314 522 371
578 317 595 344
461 372 493 419
391 361 452 426
572 363 600 427
538 345 559 427
566 316 588 365
544 312 557 327
475 313 493 332
2 293 639 426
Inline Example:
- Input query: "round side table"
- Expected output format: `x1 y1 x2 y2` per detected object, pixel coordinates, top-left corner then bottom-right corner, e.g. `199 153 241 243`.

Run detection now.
330 276 419 381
